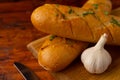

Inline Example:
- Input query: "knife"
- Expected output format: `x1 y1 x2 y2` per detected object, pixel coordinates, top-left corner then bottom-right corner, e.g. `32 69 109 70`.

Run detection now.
13 62 39 80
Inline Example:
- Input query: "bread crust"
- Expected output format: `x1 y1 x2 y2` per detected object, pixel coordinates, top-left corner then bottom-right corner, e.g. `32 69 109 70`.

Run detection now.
38 36 88 71
31 0 120 45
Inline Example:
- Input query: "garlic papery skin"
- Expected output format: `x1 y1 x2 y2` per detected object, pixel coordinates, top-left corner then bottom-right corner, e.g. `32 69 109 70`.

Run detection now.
81 33 112 74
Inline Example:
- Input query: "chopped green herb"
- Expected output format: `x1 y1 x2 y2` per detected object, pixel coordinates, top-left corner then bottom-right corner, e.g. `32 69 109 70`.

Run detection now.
93 4 99 9
68 8 74 14
62 13 66 19
110 17 120 27
49 35 56 41
104 11 109 15
82 11 95 17
56 4 59 7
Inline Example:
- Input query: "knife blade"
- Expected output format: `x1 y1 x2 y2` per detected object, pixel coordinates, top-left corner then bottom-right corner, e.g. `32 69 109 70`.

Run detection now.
13 62 39 80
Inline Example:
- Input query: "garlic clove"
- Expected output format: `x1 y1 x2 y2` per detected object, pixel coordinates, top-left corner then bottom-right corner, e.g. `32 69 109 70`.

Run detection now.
81 33 112 74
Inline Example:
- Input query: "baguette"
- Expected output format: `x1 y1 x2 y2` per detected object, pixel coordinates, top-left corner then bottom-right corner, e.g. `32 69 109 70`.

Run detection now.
38 36 88 71
31 0 120 45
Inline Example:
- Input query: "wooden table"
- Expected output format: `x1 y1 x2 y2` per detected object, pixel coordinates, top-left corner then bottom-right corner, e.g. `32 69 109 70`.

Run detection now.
0 0 55 80
0 0 120 80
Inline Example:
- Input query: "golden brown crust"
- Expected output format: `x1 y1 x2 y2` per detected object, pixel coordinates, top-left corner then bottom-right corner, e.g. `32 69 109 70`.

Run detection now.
107 16 120 45
31 0 120 45
38 36 88 71
31 4 93 42
83 0 112 12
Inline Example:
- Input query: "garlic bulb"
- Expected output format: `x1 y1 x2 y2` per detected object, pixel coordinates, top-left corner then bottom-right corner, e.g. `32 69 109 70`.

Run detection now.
81 33 112 74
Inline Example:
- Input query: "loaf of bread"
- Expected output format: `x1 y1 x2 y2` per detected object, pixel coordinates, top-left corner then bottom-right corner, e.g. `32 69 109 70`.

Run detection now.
31 0 120 45
38 35 88 71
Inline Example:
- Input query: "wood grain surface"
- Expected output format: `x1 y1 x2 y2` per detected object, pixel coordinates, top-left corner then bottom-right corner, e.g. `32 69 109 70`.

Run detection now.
27 35 120 80
0 0 120 80
0 0 54 80
51 46 120 80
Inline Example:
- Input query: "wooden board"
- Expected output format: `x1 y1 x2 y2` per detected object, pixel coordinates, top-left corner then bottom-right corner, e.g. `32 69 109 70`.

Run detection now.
27 35 51 59
27 35 120 80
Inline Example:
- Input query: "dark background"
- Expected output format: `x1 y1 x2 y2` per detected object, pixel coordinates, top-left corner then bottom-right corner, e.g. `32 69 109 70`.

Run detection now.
0 0 120 9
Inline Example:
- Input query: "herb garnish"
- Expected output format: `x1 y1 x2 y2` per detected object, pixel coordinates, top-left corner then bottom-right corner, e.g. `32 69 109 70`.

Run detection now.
93 4 99 9
110 17 120 27
49 35 56 41
62 13 66 19
104 11 109 15
68 8 74 14
56 4 59 7
82 11 95 17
